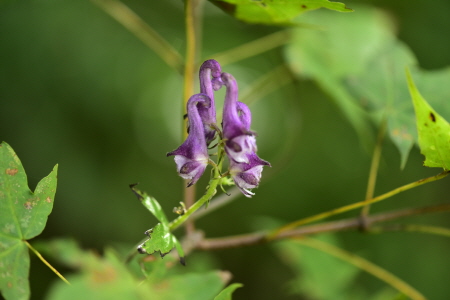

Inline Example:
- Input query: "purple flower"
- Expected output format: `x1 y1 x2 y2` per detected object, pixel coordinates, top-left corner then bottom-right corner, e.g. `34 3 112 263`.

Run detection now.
221 72 257 164
229 153 271 198
221 72 270 197
197 59 223 145
167 93 211 187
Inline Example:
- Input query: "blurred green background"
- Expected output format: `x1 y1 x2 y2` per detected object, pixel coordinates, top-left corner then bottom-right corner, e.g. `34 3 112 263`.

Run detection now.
1 0 450 299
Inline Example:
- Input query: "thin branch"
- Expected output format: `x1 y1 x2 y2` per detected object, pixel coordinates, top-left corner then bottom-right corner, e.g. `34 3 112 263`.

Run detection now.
25 241 70 285
361 119 387 222
239 64 294 107
296 237 426 300
376 224 450 238
208 30 291 66
216 64 294 122
183 0 200 109
272 171 450 237
197 202 450 250
91 0 184 74
191 187 240 220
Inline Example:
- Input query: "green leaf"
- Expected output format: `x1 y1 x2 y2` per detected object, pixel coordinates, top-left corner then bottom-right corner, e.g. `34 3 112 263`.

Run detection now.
154 271 228 300
138 224 176 256
285 5 450 167
214 283 243 300
130 185 185 264
0 142 58 300
411 67 450 121
137 224 185 265
285 6 394 145
130 184 169 225
43 239 226 300
46 248 154 300
346 41 417 168
406 69 450 170
210 0 352 25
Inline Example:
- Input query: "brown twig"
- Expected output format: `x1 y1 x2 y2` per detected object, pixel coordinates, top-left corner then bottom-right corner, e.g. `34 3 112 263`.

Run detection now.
197 202 450 250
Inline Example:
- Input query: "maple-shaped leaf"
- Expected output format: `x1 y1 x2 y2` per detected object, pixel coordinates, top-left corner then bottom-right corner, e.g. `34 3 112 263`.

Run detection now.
0 142 58 300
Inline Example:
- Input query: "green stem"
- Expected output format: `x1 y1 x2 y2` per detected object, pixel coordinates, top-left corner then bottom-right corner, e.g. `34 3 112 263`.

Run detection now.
170 147 224 232
295 238 426 300
183 0 198 113
91 0 183 74
170 177 220 232
271 170 450 238
361 119 387 220
216 64 293 122
183 0 203 234
239 64 293 107
25 241 70 285
208 30 290 66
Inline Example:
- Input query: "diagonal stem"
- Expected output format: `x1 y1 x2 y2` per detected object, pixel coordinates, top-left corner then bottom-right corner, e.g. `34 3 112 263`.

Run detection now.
295 237 426 300
25 241 70 285
170 147 224 232
170 176 220 233
360 119 387 225
375 224 450 237
270 170 450 238
91 0 184 74
208 30 291 66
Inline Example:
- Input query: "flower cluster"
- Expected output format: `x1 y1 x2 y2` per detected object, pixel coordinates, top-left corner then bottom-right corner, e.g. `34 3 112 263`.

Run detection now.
167 60 270 197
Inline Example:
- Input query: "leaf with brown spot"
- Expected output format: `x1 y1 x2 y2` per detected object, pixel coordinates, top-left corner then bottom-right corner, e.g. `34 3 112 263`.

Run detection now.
406 69 450 170
0 142 58 300
5 169 18 176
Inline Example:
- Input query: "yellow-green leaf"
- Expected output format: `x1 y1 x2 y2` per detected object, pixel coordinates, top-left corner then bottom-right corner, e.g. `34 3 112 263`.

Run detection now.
406 69 450 170
210 0 352 25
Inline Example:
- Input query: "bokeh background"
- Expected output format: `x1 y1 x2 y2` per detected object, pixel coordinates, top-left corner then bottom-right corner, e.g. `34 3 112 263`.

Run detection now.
1 0 450 299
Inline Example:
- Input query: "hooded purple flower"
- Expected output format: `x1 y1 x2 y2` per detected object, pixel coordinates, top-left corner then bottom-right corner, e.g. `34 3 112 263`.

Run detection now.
167 93 211 187
221 72 257 164
229 153 270 198
197 59 223 145
221 72 270 197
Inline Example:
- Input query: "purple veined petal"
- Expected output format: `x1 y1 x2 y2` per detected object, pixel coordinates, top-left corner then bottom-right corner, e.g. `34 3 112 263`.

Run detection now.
198 60 223 144
167 93 210 187
221 72 257 163
229 153 271 198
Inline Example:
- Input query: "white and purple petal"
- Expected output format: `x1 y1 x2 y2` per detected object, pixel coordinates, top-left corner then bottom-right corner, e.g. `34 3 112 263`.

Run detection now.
167 93 210 187
229 153 271 198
